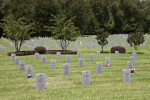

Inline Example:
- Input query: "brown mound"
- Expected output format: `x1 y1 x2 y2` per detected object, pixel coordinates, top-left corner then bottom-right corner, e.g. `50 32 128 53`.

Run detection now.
8 50 77 56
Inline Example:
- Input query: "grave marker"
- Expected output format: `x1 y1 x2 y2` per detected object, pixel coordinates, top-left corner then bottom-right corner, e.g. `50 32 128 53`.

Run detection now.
36 73 46 90
42 56 46 64
105 57 110 66
89 54 94 62
35 53 39 60
115 51 119 58
66 55 71 63
50 59 56 69
77 52 81 58
82 71 91 86
96 63 102 74
25 66 33 78
11 53 16 61
63 64 70 76
14 57 20 65
96 51 100 58
123 69 131 83
19 61 25 70
56 52 61 59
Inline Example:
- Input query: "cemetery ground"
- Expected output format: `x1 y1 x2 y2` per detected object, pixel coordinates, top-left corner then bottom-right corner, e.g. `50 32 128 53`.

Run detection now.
0 36 150 100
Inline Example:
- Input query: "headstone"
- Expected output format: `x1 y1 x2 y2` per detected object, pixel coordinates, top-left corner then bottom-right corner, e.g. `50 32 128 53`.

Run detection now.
115 51 119 58
130 56 135 66
19 61 25 70
79 58 84 67
42 56 46 64
11 53 16 61
82 71 91 86
56 52 61 59
96 51 100 58
89 54 94 62
50 59 56 69
66 55 71 63
63 64 70 76
25 66 33 78
132 53 136 60
77 52 81 58
14 57 20 65
123 69 131 83
105 57 110 65
36 73 46 90
127 61 133 69
96 63 102 74
35 53 39 60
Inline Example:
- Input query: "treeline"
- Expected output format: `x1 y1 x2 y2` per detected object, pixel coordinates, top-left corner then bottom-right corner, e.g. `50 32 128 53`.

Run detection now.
0 0 150 37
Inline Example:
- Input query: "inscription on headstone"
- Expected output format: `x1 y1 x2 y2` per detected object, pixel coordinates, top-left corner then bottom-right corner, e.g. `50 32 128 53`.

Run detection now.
123 69 131 83
36 73 46 90
82 71 91 86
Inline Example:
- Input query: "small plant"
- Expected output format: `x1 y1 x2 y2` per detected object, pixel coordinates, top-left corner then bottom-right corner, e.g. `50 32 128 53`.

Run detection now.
111 46 126 53
35 46 46 54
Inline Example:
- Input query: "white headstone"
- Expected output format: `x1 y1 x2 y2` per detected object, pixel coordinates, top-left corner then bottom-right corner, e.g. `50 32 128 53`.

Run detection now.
36 73 46 90
89 54 94 62
25 66 33 78
11 53 16 61
105 57 110 65
79 58 84 67
50 59 56 69
56 52 61 59
77 52 81 58
63 64 70 76
96 63 102 74
115 51 119 58
96 51 100 58
42 56 46 64
130 56 135 66
82 71 91 86
35 53 39 60
14 57 20 65
127 61 133 69
19 61 25 70
123 69 131 83
66 55 71 63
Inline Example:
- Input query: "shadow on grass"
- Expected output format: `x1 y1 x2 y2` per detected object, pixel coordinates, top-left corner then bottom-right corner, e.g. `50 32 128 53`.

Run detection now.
127 52 144 54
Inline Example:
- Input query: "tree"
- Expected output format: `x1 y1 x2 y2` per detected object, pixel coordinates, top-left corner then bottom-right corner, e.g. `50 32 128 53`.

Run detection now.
0 14 34 52
47 13 78 50
96 29 109 52
127 31 145 50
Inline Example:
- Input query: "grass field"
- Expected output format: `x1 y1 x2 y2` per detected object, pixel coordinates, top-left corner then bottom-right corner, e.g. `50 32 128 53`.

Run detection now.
0 36 150 100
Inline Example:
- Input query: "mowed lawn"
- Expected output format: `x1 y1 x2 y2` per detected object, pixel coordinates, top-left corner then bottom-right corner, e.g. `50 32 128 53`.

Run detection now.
0 36 150 100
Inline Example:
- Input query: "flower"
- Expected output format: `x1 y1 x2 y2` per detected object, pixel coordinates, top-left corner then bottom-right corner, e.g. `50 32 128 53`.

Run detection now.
105 64 109 67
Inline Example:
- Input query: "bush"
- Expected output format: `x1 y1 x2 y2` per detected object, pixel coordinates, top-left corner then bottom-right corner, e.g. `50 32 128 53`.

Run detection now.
35 46 46 54
7 51 35 56
111 46 126 53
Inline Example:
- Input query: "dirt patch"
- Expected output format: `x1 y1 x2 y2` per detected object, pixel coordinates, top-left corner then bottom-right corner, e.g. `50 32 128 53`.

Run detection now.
7 50 77 56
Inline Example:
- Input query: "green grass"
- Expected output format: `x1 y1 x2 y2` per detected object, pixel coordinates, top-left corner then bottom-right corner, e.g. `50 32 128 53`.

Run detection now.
0 36 150 100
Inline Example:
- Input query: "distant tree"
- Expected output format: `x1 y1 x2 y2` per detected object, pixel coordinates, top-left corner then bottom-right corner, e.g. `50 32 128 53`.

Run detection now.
0 14 34 52
127 31 145 50
96 29 109 52
46 13 78 50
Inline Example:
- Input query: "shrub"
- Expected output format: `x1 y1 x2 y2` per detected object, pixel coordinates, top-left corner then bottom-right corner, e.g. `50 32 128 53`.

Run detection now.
111 46 126 53
35 46 46 54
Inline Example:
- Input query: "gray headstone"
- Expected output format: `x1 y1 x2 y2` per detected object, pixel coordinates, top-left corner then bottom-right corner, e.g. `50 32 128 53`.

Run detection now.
56 52 61 59
66 55 71 63
77 52 81 58
25 66 33 78
82 71 91 86
130 56 135 66
89 54 94 62
79 58 84 67
36 73 46 90
50 59 56 69
127 61 133 69
19 61 25 70
35 53 39 60
42 56 46 64
96 63 102 74
96 51 100 58
14 57 20 65
11 53 16 61
63 64 70 76
123 69 131 83
115 51 119 58
132 53 136 60
105 57 110 65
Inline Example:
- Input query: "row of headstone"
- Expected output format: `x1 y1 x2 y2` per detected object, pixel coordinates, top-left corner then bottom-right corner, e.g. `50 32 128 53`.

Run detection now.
1 37 15 49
